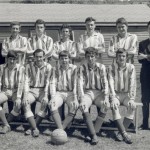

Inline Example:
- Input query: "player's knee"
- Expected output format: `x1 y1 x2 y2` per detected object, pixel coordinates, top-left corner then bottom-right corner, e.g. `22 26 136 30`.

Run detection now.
79 103 89 113
49 101 58 111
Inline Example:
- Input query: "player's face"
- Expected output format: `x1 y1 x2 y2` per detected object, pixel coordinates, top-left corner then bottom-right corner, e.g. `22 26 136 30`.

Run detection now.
59 55 69 68
86 53 96 66
86 21 96 33
36 24 45 35
61 28 70 39
34 52 44 67
11 25 20 37
116 52 127 66
148 25 150 37
7 57 17 68
116 23 128 36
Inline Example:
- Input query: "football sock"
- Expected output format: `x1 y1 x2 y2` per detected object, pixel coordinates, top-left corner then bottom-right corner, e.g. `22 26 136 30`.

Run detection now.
27 116 37 130
51 110 63 129
0 110 9 126
83 112 96 136
114 119 126 134
62 113 75 129
94 112 106 133
7 113 15 123
35 115 43 128
123 117 133 131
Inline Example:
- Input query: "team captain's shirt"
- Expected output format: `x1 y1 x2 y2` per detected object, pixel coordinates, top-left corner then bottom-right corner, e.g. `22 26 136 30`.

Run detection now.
2 35 27 64
52 40 77 59
24 62 52 94
78 31 105 56
107 62 136 100
108 33 138 63
78 63 108 98
0 64 25 98
27 34 53 58
50 64 77 98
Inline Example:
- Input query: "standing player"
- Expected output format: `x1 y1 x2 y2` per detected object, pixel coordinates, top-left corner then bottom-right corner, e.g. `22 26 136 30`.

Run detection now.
138 21 150 129
23 49 52 137
108 17 138 64
78 47 109 145
108 48 136 144
2 21 27 64
77 17 105 64
0 51 24 134
52 24 77 63
27 19 53 60
48 50 79 130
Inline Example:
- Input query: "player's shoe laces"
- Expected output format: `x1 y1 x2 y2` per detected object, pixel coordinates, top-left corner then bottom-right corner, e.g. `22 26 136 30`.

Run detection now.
115 131 123 141
32 128 39 137
122 132 133 144
25 128 32 135
0 125 11 134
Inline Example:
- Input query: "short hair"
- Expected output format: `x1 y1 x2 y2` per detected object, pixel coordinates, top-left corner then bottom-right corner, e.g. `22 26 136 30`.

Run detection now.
10 21 20 27
116 17 128 26
116 48 128 57
85 47 97 56
147 21 150 27
35 19 45 27
85 17 96 23
7 51 17 59
33 49 45 56
59 50 70 59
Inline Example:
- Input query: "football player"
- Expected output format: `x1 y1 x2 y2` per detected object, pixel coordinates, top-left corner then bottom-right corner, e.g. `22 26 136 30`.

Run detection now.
108 48 136 144
108 17 138 64
2 21 27 65
48 50 79 130
0 51 24 134
22 49 52 137
77 17 105 64
27 19 53 60
78 47 109 145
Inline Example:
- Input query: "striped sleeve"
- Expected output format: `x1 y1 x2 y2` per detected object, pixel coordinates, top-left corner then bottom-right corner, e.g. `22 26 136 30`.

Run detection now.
72 66 78 99
16 65 25 98
108 36 116 57
45 36 54 58
97 33 105 53
24 64 31 93
129 64 136 100
2 38 9 57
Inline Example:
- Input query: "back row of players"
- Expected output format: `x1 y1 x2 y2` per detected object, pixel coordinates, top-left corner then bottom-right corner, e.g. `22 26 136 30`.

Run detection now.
0 17 139 145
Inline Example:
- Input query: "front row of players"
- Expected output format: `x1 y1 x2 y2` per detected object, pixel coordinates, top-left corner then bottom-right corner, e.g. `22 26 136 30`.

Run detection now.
0 47 136 145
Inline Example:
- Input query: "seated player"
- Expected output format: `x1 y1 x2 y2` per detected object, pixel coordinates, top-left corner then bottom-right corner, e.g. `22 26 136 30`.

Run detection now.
108 48 136 144
78 47 109 145
48 50 79 130
22 49 52 137
0 51 24 134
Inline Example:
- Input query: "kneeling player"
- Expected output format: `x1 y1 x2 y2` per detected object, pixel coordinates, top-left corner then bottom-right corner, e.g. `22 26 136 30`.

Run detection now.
23 49 52 137
49 50 79 130
0 51 24 134
78 47 109 145
108 48 136 144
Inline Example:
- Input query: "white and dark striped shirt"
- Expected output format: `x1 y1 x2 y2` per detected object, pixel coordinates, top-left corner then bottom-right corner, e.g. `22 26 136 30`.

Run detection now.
108 33 138 63
108 63 136 100
78 31 105 56
24 62 52 94
27 34 53 58
0 64 25 98
50 64 77 98
78 63 108 98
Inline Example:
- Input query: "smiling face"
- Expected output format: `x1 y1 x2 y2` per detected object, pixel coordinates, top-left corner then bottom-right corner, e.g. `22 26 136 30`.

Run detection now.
86 20 96 33
116 23 128 37
11 24 20 37
34 51 44 67
35 23 45 36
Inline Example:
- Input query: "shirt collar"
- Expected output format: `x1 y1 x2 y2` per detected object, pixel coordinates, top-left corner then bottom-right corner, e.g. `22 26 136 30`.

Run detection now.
10 34 21 41
87 63 98 71
35 34 46 41
34 62 46 69
84 31 98 37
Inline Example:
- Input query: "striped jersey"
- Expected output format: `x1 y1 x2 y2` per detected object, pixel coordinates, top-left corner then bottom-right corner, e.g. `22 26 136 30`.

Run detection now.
24 62 52 94
78 63 108 98
0 64 25 98
108 33 138 63
52 40 77 59
50 64 77 97
27 34 53 58
2 35 27 64
78 31 105 56
108 62 136 100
